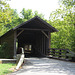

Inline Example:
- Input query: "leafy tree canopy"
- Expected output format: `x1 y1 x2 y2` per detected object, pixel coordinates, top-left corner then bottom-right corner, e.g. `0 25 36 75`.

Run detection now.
49 0 75 52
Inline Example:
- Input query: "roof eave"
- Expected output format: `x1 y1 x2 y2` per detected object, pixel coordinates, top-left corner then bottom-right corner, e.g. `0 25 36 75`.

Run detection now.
36 16 58 32
0 29 13 38
13 16 38 30
13 16 58 32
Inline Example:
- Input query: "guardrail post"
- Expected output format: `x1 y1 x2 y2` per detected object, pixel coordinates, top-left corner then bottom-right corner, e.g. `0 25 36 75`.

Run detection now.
52 49 55 57
59 49 61 58
66 50 69 59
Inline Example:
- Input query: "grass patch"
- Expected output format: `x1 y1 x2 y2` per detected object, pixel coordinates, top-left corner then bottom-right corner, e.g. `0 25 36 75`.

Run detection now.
0 63 16 75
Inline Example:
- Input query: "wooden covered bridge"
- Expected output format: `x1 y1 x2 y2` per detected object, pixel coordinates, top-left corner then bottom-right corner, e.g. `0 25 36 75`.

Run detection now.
0 16 75 61
0 16 58 58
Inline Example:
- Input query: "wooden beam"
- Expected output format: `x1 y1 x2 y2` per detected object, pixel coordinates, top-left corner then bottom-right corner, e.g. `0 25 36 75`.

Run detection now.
17 30 24 37
41 30 49 38
18 28 49 31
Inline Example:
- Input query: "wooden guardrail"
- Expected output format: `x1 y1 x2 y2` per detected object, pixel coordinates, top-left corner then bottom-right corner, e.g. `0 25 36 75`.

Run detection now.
16 48 24 70
48 48 75 61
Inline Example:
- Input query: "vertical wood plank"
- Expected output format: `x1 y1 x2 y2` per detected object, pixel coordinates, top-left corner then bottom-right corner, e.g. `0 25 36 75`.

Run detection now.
40 35 42 52
44 36 45 55
46 37 49 55
14 30 17 58
49 32 51 49
46 32 51 55
42 34 43 54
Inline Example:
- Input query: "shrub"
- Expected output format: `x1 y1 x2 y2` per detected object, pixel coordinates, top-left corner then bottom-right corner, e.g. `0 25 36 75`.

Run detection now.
0 42 11 58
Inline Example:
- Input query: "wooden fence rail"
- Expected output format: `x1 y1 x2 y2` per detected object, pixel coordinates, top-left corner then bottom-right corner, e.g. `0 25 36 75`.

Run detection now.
48 48 75 61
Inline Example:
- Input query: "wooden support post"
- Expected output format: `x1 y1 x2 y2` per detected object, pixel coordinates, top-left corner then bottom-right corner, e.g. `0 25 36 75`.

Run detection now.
44 36 45 55
42 34 43 54
46 32 51 54
52 49 55 57
59 50 61 58
42 35 44 54
49 32 51 49
40 35 42 52
66 51 69 59
14 30 17 58
46 37 49 55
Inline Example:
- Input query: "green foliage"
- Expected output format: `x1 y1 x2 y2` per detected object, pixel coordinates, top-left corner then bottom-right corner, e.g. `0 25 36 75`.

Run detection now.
70 26 75 52
0 0 14 35
0 0 23 36
0 42 11 58
20 8 44 22
59 0 75 7
33 11 44 19
49 0 75 52
20 8 33 20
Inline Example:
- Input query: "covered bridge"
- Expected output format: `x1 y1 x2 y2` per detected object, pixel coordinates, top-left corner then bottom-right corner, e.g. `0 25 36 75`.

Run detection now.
0 16 58 58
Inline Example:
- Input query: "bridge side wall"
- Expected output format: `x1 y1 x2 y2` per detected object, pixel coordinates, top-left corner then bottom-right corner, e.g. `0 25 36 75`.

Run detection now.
0 31 14 58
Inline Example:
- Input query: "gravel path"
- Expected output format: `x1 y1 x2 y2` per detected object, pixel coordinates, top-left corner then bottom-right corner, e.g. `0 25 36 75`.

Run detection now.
9 58 75 75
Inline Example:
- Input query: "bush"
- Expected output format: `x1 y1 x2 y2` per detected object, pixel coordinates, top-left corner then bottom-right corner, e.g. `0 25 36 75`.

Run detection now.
0 42 11 58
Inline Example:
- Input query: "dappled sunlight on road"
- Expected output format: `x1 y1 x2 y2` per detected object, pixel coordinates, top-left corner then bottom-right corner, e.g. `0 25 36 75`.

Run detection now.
9 58 75 75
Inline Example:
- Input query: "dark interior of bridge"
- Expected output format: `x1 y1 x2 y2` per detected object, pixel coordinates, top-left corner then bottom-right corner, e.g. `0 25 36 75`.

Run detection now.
17 30 48 57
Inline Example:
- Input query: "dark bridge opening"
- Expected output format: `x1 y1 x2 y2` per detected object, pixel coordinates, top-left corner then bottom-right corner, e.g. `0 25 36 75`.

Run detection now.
17 30 49 57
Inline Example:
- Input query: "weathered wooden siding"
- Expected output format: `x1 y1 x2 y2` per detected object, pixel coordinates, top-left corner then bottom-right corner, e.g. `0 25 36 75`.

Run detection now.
0 38 1 45
0 31 14 58
34 31 51 56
